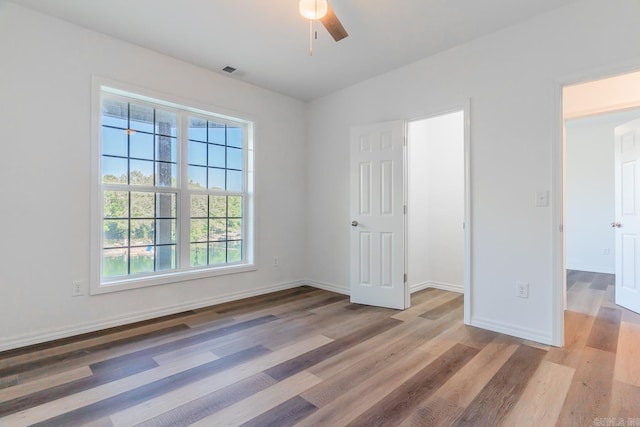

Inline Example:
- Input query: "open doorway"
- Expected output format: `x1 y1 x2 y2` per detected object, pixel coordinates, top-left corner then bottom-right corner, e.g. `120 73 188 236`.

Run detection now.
565 110 640 314
407 109 469 321
562 70 640 319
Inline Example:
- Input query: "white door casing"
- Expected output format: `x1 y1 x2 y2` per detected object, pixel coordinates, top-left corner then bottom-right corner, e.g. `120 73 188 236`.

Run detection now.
350 121 408 310
615 118 640 314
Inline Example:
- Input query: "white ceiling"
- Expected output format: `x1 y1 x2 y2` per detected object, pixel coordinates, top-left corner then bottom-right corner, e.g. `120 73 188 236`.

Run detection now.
9 0 576 101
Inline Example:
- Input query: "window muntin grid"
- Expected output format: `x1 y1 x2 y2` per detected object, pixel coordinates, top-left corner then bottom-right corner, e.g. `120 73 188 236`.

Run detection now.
187 117 244 267
99 93 248 284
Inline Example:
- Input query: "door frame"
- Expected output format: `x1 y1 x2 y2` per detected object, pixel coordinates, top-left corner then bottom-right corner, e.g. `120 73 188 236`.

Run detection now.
406 99 472 324
553 62 640 347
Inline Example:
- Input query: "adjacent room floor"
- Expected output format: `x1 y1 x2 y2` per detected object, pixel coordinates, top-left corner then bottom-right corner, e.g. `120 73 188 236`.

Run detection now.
0 277 638 426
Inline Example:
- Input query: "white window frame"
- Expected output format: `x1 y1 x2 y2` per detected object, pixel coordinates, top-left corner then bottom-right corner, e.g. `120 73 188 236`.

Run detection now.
90 78 255 295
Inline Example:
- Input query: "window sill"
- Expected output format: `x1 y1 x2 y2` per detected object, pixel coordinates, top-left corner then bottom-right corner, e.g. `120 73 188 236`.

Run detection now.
91 263 257 295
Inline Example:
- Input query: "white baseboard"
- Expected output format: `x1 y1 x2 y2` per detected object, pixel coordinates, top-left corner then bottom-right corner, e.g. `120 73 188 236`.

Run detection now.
306 280 463 296
305 279 350 296
470 315 552 346
411 281 464 294
0 280 304 352
566 263 614 275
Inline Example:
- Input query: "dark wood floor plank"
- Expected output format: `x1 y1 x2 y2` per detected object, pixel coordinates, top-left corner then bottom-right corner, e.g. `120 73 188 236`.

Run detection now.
453 344 546 426
1 274 636 427
392 290 460 322
0 311 196 361
0 324 189 380
305 307 463 402
590 273 614 290
456 324 499 350
210 312 318 358
409 287 441 305
318 306 398 340
29 345 270 427
136 373 277 427
265 317 402 381
420 294 464 320
0 356 158 417
0 317 273 410
398 396 464 427
305 316 433 381
346 343 478 426
240 396 317 427
212 286 318 315
88 315 277 374
585 306 622 353
297 327 465 426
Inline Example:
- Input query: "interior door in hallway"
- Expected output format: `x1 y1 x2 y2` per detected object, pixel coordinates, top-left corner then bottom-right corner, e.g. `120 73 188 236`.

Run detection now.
614 117 640 314
350 121 408 310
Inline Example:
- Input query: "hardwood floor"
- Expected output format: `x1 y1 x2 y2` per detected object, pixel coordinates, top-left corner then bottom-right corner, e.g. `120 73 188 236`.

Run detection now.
1 274 639 426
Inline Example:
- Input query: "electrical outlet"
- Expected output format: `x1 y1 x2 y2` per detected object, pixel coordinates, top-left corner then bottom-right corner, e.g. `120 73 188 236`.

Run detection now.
272 256 279 267
603 248 610 255
535 191 549 207
516 282 529 298
72 280 83 297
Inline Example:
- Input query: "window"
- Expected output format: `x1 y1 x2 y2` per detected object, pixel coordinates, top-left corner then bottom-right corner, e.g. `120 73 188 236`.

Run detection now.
94 86 254 293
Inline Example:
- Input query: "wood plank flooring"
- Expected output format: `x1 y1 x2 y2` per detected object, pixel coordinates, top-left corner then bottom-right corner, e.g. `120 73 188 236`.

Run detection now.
1 272 639 426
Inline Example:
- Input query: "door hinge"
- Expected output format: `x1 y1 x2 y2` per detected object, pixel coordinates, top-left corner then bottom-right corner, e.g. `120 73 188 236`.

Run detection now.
404 205 407 214
559 224 564 232
404 273 407 283
404 135 407 147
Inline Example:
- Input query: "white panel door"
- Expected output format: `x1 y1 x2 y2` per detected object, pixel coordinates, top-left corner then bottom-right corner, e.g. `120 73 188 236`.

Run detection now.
350 121 408 309
615 118 640 314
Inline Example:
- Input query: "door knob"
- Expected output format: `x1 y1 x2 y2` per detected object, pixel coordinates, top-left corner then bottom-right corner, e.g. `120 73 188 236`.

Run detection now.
611 222 622 228
351 220 358 227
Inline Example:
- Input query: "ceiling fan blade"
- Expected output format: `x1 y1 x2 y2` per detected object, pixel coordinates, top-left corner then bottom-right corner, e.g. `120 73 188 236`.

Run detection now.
321 2 348 42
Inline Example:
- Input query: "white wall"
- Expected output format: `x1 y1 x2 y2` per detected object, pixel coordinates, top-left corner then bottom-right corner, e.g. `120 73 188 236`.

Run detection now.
565 109 640 274
0 3 308 350
408 112 464 291
305 0 640 344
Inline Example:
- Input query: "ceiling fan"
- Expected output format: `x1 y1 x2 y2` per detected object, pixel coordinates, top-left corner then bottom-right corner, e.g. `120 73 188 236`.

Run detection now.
299 0 348 55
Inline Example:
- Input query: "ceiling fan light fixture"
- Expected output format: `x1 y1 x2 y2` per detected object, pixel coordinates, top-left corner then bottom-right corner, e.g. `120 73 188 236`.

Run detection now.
299 0 328 20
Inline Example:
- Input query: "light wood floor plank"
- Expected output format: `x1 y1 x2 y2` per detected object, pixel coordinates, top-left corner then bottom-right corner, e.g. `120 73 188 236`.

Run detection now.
0 270 635 426
135 373 277 427
0 366 92 403
454 345 546 426
398 396 464 427
609 379 640 420
567 281 605 316
556 346 616 426
301 318 463 408
190 371 321 427
430 334 519 408
614 321 640 387
498 360 575 427
391 289 459 322
0 351 219 426
306 316 429 379
296 326 463 426
107 335 332 426
346 343 479 426
308 305 462 381
545 310 595 368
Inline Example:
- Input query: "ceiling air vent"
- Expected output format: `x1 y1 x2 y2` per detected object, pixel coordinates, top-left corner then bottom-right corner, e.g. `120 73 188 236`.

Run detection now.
222 66 237 73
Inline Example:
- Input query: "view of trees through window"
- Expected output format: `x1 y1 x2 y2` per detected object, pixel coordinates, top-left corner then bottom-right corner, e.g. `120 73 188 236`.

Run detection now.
100 93 246 282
